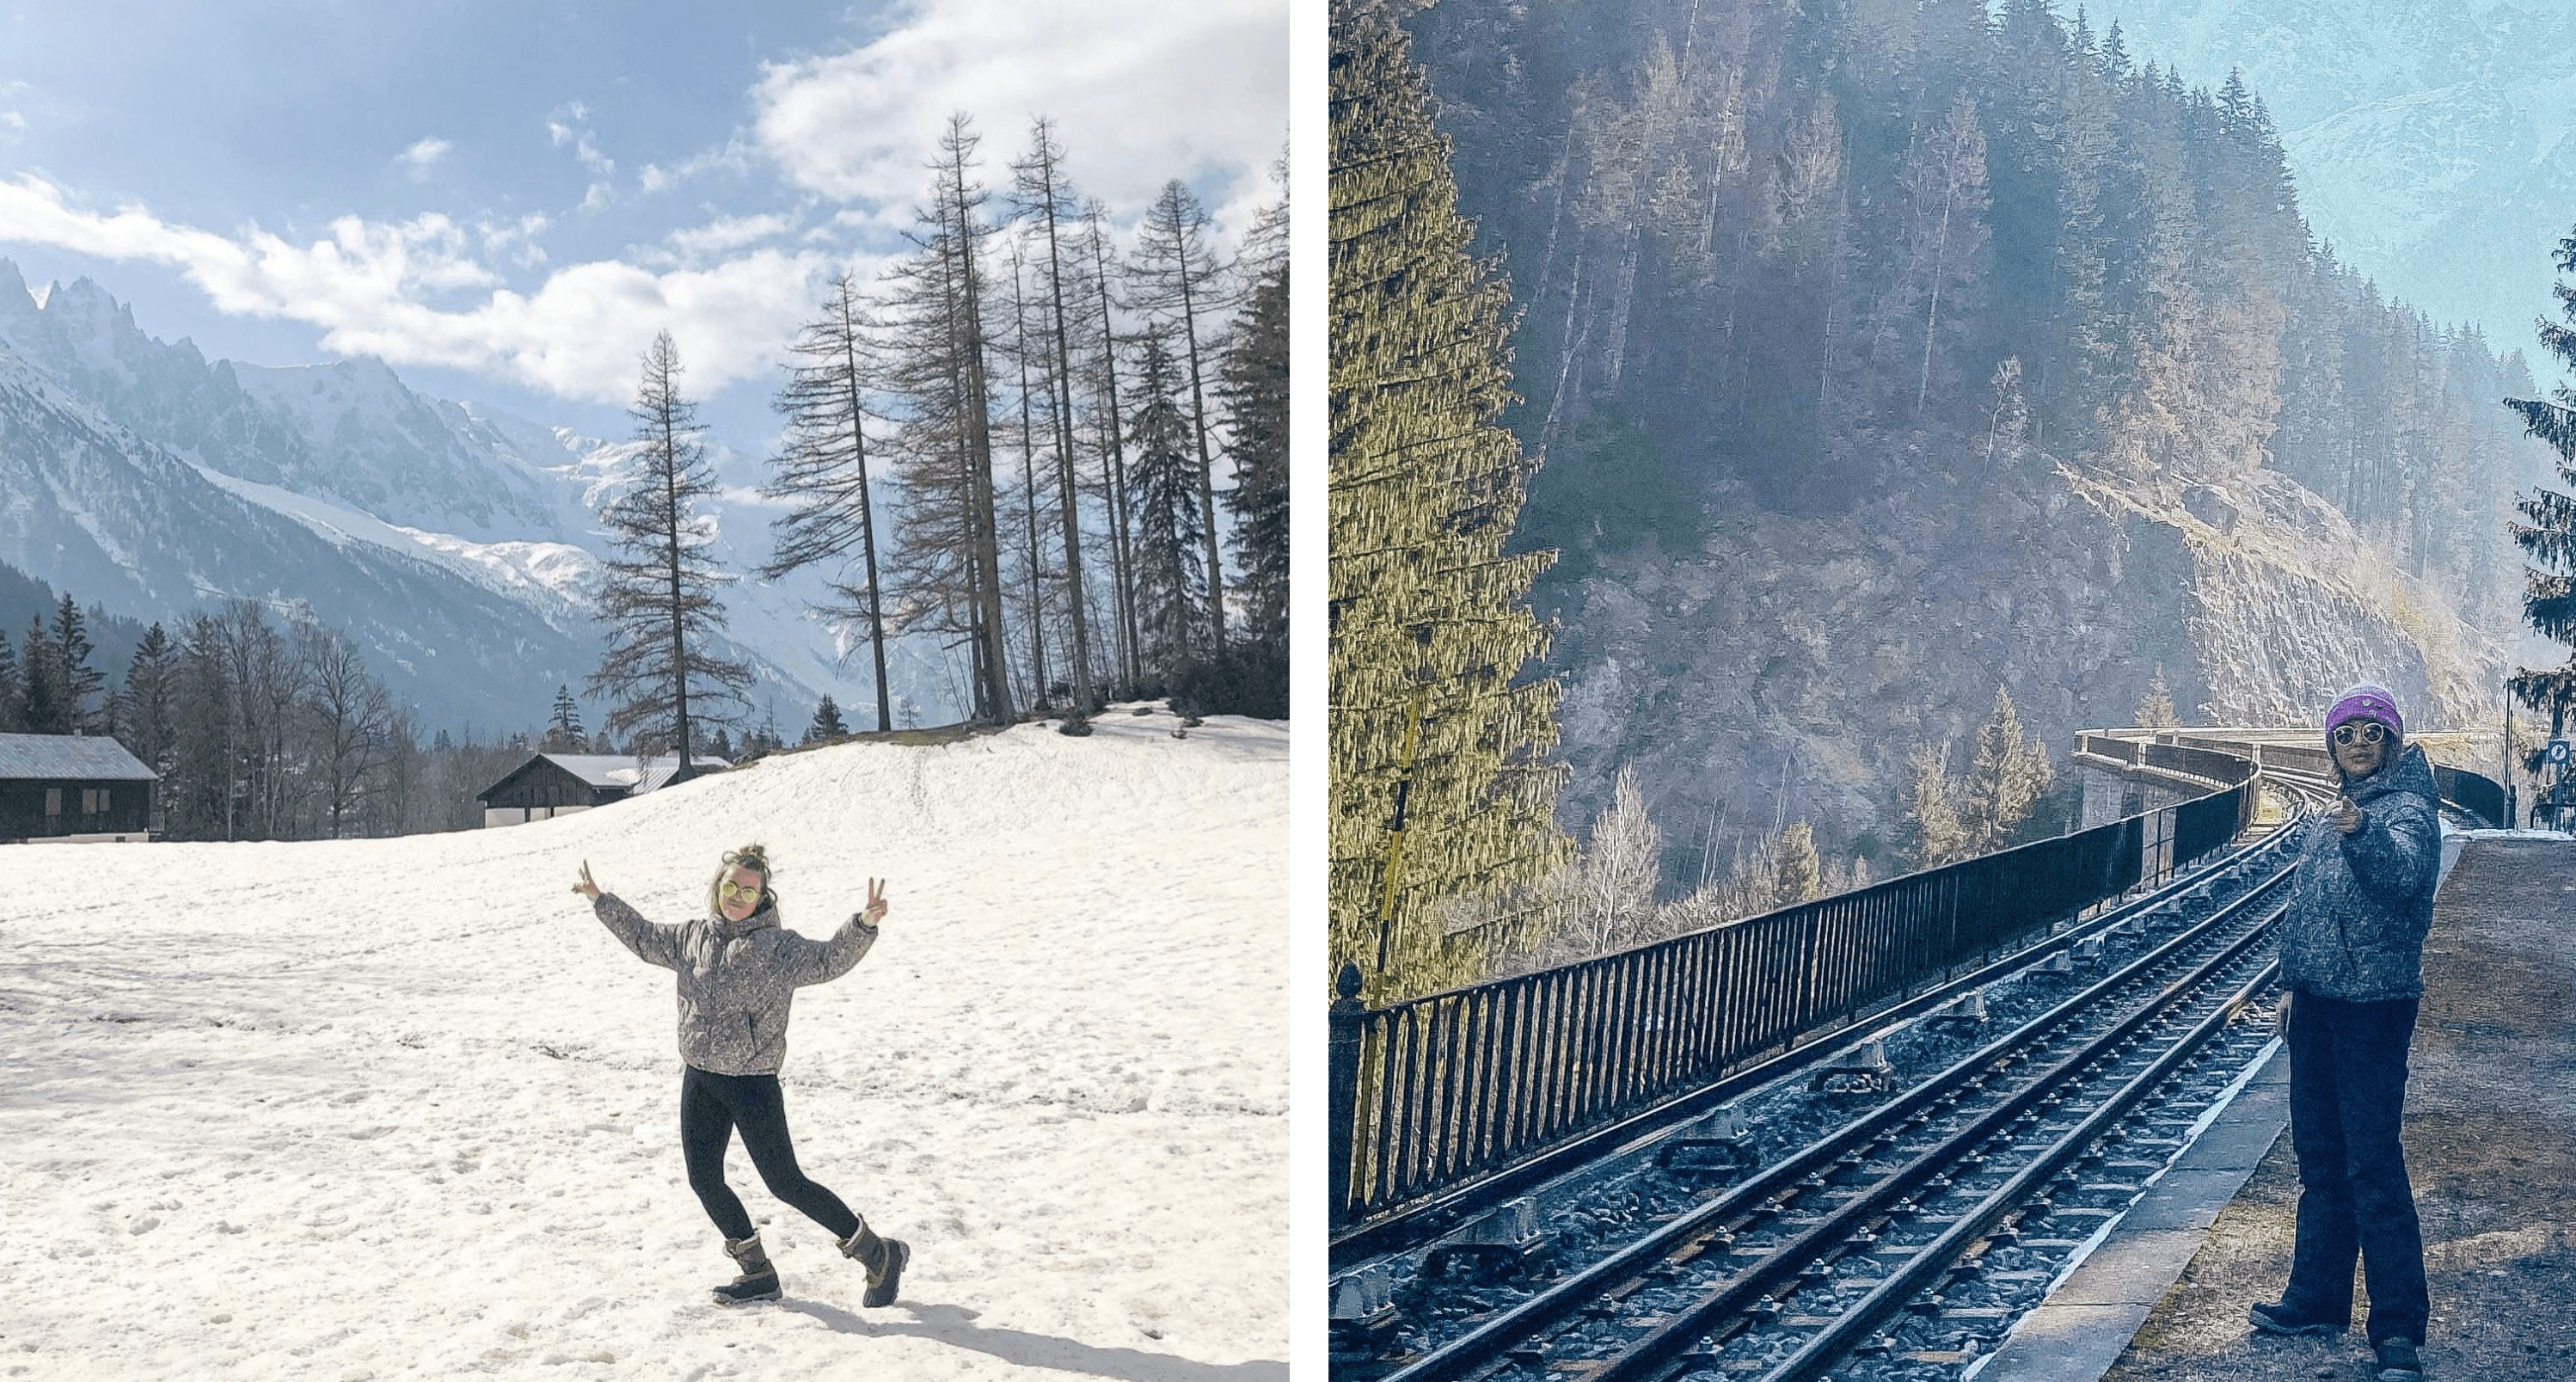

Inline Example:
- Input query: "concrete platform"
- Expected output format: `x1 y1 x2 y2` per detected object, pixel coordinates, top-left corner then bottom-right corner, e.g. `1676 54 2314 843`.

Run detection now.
1972 833 2576 1382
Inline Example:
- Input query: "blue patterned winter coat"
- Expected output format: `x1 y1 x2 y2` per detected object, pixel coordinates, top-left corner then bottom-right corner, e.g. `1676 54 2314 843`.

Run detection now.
2278 742 2440 1004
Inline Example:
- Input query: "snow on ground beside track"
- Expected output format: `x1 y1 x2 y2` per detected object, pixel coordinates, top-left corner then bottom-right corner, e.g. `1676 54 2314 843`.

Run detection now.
0 711 1286 1381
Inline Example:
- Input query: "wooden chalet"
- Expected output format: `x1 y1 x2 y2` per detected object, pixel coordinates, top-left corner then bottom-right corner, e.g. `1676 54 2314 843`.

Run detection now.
475 752 731 827
0 732 157 842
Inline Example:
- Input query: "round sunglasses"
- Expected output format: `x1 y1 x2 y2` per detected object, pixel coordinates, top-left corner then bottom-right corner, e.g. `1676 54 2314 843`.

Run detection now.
2331 722 2389 746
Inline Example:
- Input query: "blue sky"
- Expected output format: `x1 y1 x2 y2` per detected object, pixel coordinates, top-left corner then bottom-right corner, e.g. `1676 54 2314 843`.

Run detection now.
0 0 1287 448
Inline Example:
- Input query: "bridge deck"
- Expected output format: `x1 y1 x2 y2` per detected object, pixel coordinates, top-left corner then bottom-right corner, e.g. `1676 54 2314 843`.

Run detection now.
1972 832 2576 1382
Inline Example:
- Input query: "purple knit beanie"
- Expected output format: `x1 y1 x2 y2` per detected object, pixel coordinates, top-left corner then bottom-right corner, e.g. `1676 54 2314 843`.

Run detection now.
2325 683 2402 746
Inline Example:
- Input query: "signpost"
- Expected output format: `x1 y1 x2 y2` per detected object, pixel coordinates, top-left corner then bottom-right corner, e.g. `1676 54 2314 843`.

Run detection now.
2552 740 2574 832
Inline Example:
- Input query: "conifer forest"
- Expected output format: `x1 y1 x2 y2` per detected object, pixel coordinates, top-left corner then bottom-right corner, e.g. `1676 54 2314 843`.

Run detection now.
1 114 1287 843
1331 0 2567 1000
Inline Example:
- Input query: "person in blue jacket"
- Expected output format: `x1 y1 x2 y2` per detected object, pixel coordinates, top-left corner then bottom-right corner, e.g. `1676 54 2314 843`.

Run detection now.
2248 684 2434 1382
574 843 907 1308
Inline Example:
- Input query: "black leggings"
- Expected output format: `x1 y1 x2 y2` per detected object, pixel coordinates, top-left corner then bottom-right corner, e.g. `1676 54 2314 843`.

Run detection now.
680 1066 862 1243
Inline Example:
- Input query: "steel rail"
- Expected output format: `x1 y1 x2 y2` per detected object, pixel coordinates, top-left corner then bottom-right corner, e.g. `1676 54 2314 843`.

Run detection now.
1583 912 2285 1382
1742 961 2280 1382
1365 856 2297 1382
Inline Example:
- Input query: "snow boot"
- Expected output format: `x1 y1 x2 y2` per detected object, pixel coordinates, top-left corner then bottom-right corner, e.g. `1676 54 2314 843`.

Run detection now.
838 1222 909 1307
2248 1299 2344 1337
2372 1338 2425 1382
714 1233 782 1305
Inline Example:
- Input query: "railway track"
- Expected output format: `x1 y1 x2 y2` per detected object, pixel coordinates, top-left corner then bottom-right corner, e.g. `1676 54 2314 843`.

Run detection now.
1334 766 2348 1382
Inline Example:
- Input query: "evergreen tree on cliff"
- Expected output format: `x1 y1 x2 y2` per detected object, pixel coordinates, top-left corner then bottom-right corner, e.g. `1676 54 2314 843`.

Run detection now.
1330 2 1569 1004
2505 224 2576 737
586 332 752 782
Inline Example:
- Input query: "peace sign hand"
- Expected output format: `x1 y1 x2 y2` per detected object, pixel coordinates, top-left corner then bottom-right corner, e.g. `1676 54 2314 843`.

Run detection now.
573 860 602 901
861 877 888 926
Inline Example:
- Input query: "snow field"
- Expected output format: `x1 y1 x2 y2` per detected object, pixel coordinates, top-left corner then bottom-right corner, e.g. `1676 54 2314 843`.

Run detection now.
0 711 1286 1380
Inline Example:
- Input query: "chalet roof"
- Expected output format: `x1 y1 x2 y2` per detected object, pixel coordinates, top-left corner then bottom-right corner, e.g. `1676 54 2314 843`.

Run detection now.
476 752 732 803
0 732 159 782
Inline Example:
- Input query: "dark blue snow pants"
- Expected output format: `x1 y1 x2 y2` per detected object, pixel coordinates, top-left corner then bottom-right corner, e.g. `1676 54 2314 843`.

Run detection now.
2281 992 2430 1347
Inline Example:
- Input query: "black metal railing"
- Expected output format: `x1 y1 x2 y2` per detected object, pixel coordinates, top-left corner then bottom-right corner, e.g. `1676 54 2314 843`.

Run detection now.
1329 741 2259 1232
2153 730 2504 827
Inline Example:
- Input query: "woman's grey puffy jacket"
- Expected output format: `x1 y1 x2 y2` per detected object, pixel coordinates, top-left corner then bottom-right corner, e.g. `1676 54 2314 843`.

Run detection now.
2279 743 2440 1003
593 893 878 1075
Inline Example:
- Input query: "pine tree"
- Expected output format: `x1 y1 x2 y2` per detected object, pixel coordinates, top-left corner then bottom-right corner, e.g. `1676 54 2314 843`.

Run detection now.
805 695 849 744
163 612 232 841
761 271 895 734
15 617 65 735
1908 740 1972 869
0 628 18 734
1963 685 2054 850
1330 6 1571 1003
2505 222 2576 737
1131 177 1231 654
2135 666 2178 727
1769 822 1822 910
1126 331 1209 676
120 622 178 771
546 685 585 752
52 594 105 734
1222 161 1291 652
585 331 754 779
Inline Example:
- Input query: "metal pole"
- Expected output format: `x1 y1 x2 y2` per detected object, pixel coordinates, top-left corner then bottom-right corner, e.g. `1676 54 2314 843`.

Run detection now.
1374 691 1426 975
1328 961 1366 1229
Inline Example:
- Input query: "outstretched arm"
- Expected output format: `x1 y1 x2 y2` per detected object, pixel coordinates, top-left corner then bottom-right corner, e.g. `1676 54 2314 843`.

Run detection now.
577 860 683 970
786 877 888 986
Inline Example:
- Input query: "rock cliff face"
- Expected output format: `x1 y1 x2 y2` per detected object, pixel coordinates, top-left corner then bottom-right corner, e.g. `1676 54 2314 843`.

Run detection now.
1541 451 2509 875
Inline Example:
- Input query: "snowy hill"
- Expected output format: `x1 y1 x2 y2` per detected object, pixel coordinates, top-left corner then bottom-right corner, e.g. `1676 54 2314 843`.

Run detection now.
0 711 1286 1379
0 259 963 733
2099 0 2576 357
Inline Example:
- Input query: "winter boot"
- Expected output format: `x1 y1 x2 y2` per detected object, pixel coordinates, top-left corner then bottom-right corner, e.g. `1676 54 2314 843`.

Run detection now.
2372 1338 2425 1382
714 1233 782 1305
838 1221 910 1308
2248 1299 2345 1337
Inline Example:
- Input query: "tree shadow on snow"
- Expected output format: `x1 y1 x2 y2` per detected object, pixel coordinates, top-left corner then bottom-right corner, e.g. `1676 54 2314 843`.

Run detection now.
776 1298 1286 1381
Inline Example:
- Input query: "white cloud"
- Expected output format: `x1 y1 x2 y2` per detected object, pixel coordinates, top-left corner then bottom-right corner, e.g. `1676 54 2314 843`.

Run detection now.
665 212 796 261
398 137 452 182
640 136 757 195
550 103 616 212
0 175 843 403
1 111 27 134
752 0 1285 230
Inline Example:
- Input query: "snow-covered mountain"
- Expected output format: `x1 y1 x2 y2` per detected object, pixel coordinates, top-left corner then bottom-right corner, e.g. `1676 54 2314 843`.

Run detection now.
0 260 956 736
2100 0 2576 359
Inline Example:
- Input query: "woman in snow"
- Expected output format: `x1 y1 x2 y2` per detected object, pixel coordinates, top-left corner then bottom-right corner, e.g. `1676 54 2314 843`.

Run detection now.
573 844 906 1308
2248 684 2434 1382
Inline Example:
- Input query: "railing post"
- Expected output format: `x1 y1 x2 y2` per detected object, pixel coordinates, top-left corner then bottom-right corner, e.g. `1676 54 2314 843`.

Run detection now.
1329 961 1366 1229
